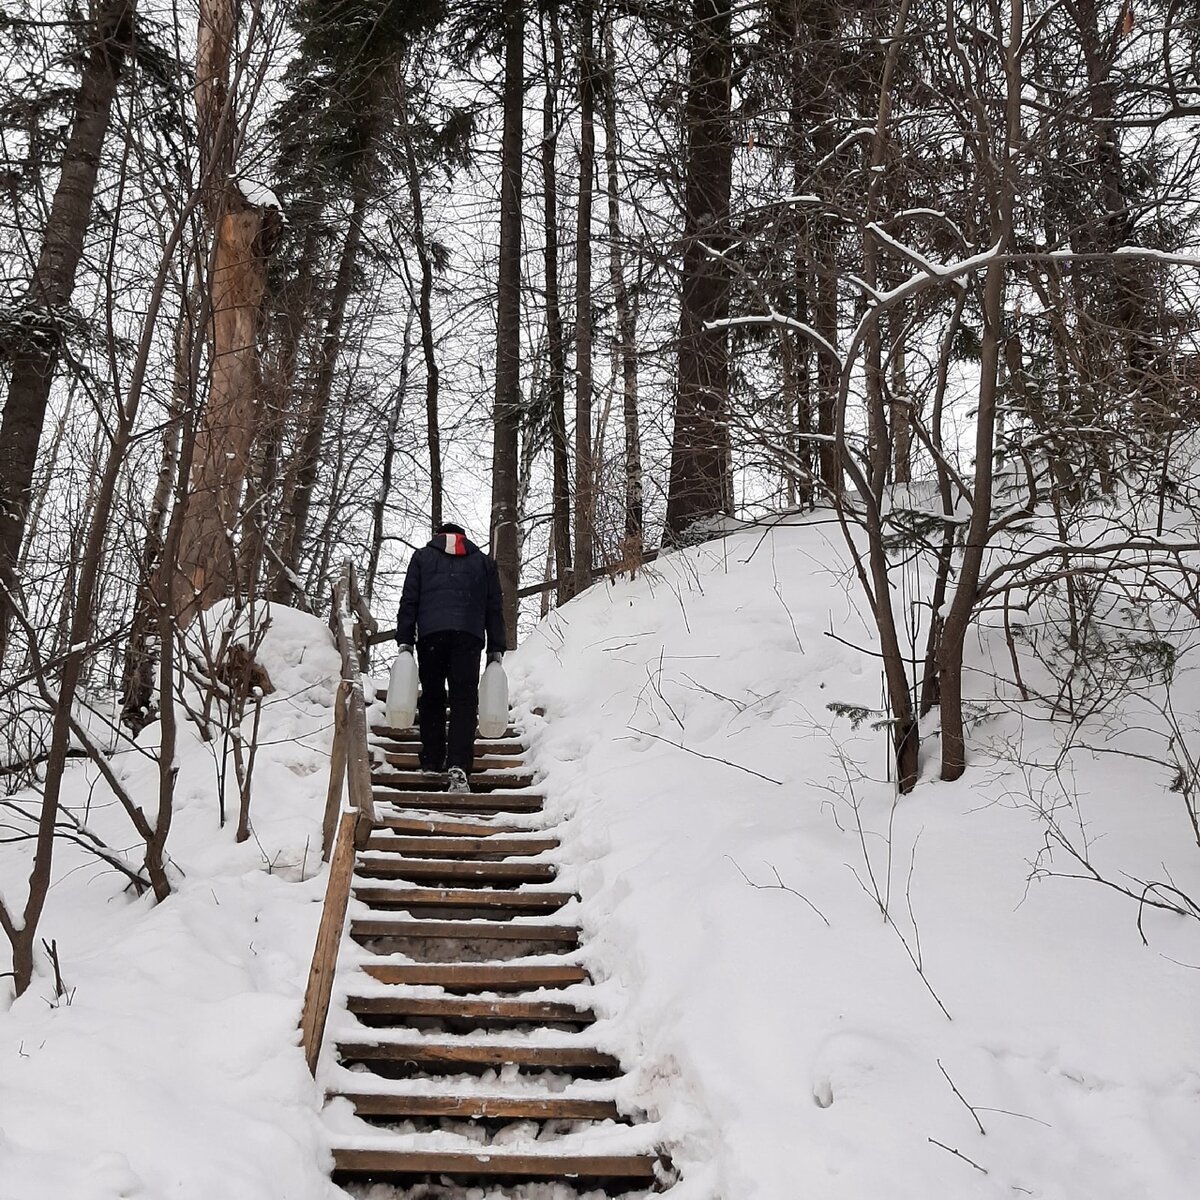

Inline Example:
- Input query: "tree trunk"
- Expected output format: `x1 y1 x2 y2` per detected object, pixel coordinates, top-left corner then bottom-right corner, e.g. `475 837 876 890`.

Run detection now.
120 297 191 729
275 187 368 601
491 0 525 645
602 8 642 553
366 313 415 605
0 0 136 655
665 0 733 541
399 78 443 530
573 0 597 592
540 8 573 605
176 0 279 620
938 0 1024 781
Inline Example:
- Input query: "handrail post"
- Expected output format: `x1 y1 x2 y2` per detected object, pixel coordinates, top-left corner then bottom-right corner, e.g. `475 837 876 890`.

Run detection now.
299 809 357 1074
320 680 350 860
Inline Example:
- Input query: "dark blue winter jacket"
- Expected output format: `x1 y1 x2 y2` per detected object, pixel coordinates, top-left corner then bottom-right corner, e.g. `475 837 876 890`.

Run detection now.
395 533 507 652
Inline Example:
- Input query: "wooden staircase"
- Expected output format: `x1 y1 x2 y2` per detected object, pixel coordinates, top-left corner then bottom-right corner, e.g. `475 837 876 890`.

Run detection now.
299 573 669 1197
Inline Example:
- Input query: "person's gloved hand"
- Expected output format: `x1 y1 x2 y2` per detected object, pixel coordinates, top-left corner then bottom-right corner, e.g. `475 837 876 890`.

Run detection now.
486 651 504 665
397 643 413 655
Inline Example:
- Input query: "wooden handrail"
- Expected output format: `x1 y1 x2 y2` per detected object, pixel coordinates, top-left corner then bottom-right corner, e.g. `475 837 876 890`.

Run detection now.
299 809 357 1073
301 558 381 1073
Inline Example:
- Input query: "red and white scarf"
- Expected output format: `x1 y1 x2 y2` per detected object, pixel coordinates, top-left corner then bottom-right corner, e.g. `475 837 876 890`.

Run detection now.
442 533 467 556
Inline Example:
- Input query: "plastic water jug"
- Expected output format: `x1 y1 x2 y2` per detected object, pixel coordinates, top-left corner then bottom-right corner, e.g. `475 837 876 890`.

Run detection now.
477 660 509 738
385 650 418 729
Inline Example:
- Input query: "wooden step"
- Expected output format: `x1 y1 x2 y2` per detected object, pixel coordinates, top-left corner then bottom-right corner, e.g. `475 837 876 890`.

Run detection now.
352 886 575 916
373 815 532 838
336 1039 620 1073
375 738 527 757
356 858 556 886
373 791 543 813
363 835 558 857
383 753 526 770
372 723 521 741
373 772 537 793
332 1092 617 1120
350 918 578 944
361 962 588 989
344 994 595 1026
332 1148 659 1183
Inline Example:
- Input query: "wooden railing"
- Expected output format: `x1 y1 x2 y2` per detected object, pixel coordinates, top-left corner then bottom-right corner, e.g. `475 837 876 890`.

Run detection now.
300 558 379 1074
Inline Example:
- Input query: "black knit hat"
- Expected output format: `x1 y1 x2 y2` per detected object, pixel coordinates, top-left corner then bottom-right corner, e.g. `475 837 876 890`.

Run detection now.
437 522 467 536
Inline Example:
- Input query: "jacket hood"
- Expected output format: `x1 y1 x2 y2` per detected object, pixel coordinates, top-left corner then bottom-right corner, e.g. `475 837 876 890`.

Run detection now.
428 532 481 557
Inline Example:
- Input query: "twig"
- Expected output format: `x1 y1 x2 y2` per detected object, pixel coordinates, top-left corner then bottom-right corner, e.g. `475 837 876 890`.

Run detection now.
624 726 783 784
727 857 831 926
937 1059 986 1135
927 1138 988 1174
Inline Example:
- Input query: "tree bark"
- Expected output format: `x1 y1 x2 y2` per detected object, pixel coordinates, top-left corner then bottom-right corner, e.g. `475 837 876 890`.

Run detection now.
491 0 525 645
665 0 734 541
602 8 642 553
274 187 368 600
573 0 597 592
176 0 279 620
540 7 573 605
937 0 1024 781
120 297 191 730
0 0 136 655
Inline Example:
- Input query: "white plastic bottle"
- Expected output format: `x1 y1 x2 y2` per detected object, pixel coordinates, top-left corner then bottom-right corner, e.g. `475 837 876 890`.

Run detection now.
477 660 509 738
385 650 419 729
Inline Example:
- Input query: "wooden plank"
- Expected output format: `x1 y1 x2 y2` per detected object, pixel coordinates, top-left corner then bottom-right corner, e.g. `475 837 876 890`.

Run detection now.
372 790 542 813
299 811 358 1074
374 738 527 757
355 858 556 885
332 1148 659 1182
344 994 594 1025
349 918 578 944
373 815 531 837
320 681 350 861
383 752 526 770
372 722 520 740
352 886 574 914
336 1040 620 1072
361 962 588 989
363 835 558 857
372 771 536 793
332 1093 617 1120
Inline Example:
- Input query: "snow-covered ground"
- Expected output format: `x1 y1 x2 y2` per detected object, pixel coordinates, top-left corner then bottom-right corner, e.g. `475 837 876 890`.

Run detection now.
3 519 1199 1198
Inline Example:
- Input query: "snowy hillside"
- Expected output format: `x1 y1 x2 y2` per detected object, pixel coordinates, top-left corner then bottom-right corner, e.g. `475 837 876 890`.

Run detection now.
2 522 1199 1198
509 516 1200 1199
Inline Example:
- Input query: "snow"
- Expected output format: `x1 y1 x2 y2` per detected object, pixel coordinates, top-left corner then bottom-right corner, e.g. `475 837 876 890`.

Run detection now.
0 606 343 1200
4 523 1200 1197
505 517 1200 1199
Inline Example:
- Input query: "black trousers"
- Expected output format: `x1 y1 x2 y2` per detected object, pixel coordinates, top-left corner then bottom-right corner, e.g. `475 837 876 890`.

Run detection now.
416 631 483 773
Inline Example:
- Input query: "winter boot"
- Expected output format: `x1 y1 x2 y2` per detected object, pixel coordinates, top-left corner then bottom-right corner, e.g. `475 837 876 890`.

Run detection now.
446 766 471 794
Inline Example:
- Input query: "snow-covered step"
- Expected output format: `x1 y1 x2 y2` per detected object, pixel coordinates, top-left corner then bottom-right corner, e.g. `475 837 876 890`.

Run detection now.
362 834 558 857
331 1091 620 1121
372 813 538 837
360 961 589 990
381 751 527 770
371 719 521 740
351 884 576 916
331 1146 660 1186
369 788 543 813
355 855 557 886
335 1038 621 1076
373 770 538 793
350 917 577 945
345 993 595 1027
374 737 528 758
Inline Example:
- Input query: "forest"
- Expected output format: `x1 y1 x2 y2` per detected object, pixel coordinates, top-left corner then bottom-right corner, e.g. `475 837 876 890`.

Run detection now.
2 0 1200 1080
